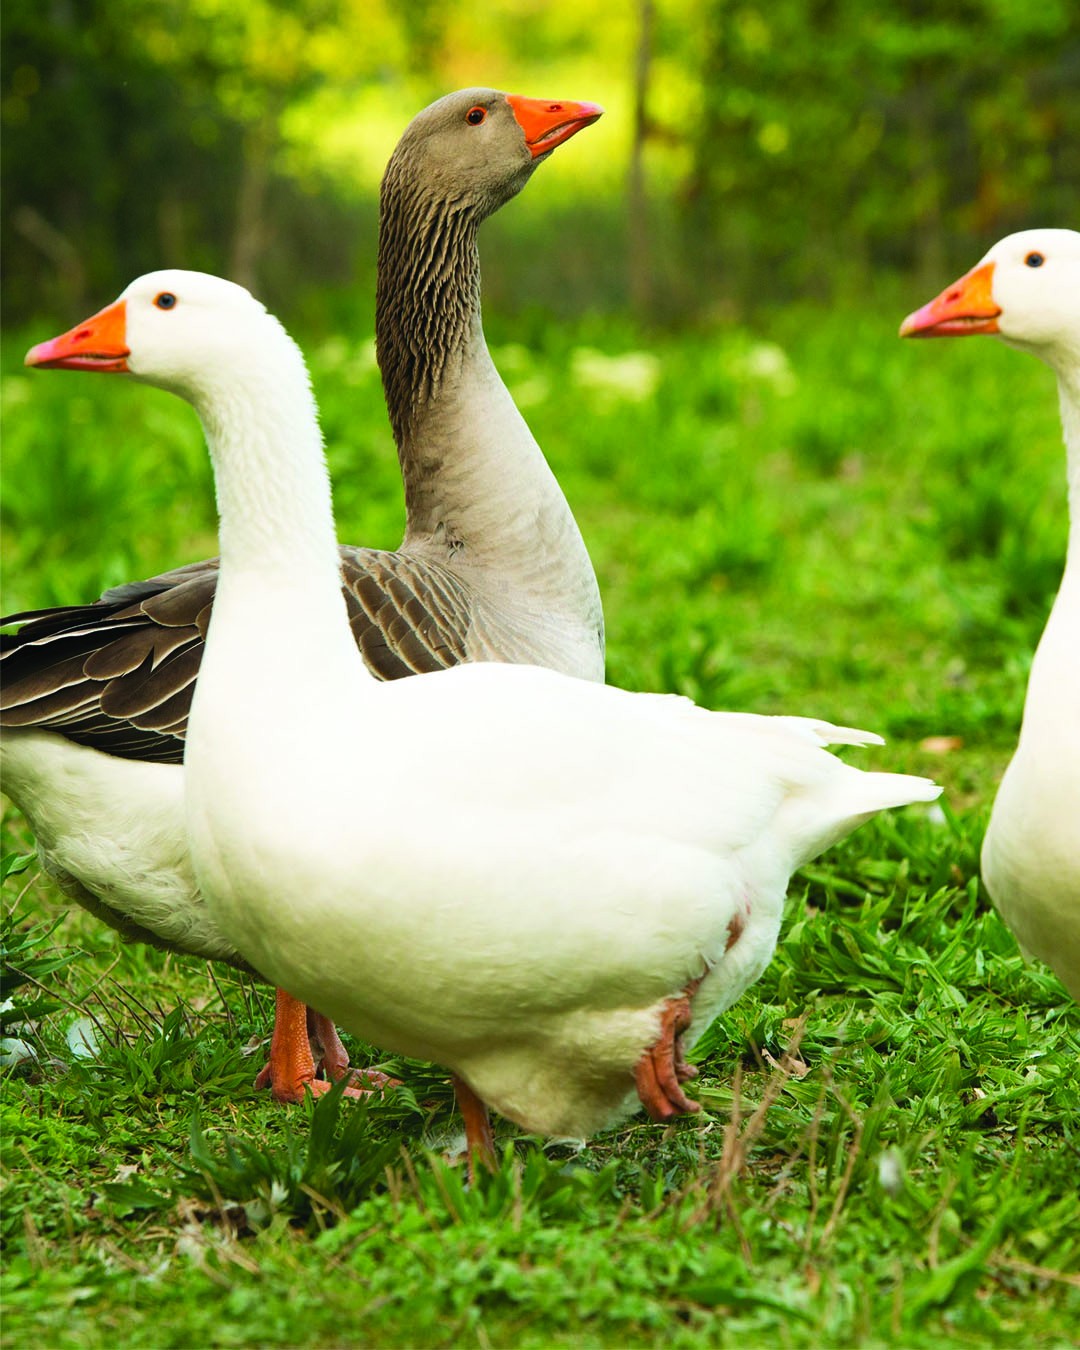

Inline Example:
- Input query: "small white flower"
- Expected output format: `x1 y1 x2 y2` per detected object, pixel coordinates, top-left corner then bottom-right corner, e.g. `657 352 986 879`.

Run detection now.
877 1147 906 1196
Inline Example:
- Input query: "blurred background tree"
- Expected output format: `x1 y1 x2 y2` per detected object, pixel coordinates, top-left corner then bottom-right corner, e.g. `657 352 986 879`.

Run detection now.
2 0 1077 327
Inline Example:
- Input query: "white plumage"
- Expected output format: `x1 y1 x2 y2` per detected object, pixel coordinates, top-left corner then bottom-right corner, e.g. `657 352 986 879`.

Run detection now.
902 227 1080 999
35 271 942 1144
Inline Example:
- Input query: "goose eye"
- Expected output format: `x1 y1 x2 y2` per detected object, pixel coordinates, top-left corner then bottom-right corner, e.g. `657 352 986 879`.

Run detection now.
1024 252 1045 268
154 292 178 309
465 106 487 126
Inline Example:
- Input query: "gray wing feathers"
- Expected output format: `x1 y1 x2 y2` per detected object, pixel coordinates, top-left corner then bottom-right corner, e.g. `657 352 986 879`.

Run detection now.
2 548 476 764
343 548 471 679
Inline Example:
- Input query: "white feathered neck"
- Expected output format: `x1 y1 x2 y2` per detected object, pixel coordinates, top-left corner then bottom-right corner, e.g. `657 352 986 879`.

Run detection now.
1058 366 1080 567
1017 362 1080 748
180 315 366 679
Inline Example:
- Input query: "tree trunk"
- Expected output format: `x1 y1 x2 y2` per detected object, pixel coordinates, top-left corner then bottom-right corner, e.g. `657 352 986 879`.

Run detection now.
157 192 187 267
11 205 86 309
909 80 946 288
230 114 278 293
628 0 655 318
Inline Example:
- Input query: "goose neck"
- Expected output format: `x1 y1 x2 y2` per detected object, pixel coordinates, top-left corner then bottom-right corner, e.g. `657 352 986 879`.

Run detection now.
194 364 344 614
1016 360 1080 749
1057 364 1080 569
373 162 603 665
375 175 585 555
376 172 482 453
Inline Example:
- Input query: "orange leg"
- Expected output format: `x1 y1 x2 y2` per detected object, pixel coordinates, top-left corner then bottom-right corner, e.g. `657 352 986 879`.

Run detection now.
306 1007 350 1080
253 989 392 1103
306 1009 401 1093
253 988 318 1103
634 987 702 1123
452 1074 496 1181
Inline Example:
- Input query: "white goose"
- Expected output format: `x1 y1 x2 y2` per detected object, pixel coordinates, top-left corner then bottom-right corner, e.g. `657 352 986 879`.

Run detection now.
901 228 1080 1000
1 90 604 1102
33 270 941 1156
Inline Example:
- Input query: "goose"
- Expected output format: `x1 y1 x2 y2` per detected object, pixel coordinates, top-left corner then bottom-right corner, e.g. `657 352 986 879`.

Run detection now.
29 271 941 1159
901 228 1080 1000
1 89 605 1102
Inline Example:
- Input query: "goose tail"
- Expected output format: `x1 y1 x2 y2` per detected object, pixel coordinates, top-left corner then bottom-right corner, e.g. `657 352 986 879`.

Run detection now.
790 768 942 866
848 770 942 815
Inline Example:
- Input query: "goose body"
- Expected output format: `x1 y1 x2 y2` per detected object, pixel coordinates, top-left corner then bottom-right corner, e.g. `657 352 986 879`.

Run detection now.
194 658 924 1135
902 228 1080 999
1 728 201 951
2 89 604 1097
53 269 940 1144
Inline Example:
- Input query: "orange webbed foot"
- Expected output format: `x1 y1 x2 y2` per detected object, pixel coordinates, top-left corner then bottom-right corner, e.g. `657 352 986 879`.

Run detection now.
634 981 703 1122
255 994 401 1103
306 1007 350 1081
306 1010 401 1092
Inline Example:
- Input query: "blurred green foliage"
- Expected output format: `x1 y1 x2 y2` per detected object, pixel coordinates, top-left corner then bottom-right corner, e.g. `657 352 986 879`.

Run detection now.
2 0 1077 326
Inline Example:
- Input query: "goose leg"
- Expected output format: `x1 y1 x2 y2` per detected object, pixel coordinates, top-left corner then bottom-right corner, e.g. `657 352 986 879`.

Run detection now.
253 989 376 1102
452 1074 496 1180
634 989 702 1123
306 1007 350 1079
253 988 318 1102
306 1008 401 1093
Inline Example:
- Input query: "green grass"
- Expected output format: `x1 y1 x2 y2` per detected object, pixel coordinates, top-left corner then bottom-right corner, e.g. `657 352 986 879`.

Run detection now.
2 296 1078 1348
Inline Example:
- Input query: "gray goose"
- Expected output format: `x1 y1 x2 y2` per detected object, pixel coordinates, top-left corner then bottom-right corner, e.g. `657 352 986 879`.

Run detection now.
1 88 604 1102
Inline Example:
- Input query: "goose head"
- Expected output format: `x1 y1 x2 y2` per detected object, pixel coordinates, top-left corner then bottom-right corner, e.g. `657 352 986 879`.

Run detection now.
383 87 603 221
900 228 1080 374
24 270 298 405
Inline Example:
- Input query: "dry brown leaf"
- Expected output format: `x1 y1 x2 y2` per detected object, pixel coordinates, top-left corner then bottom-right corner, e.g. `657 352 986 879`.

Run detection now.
919 735 964 754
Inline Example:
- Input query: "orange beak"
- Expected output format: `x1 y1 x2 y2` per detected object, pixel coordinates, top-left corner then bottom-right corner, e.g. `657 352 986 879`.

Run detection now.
25 299 130 372
899 262 1001 339
506 94 603 158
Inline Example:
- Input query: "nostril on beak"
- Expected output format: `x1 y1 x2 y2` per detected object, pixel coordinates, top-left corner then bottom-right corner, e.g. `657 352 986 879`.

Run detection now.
75 327 93 341
549 104 562 111
947 290 960 303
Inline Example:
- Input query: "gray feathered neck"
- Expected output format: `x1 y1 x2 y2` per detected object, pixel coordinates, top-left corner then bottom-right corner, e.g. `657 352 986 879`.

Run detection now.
376 157 487 450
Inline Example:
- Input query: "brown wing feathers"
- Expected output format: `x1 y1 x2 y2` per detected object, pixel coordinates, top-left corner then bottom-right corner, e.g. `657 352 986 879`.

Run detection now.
2 548 476 765
343 548 471 680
